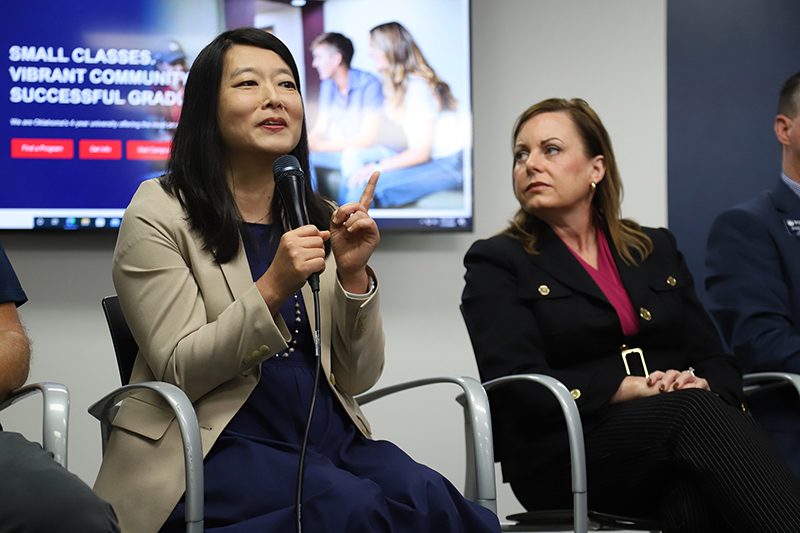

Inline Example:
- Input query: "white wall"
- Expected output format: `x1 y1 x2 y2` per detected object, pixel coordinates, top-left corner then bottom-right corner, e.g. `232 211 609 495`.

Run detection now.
0 0 666 524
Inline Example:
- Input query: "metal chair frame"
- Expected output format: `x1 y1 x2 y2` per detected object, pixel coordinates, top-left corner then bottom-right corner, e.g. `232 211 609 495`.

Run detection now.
89 296 205 533
475 371 800 532
0 382 70 468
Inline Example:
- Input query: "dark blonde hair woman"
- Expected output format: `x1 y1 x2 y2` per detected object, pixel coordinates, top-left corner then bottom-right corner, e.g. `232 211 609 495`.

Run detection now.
462 97 800 532
368 22 456 122
338 22 464 208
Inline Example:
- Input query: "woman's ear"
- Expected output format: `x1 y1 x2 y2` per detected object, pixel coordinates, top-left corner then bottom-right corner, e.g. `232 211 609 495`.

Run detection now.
591 155 606 183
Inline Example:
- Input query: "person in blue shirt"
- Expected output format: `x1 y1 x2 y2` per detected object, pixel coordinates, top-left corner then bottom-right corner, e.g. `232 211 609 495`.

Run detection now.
706 71 800 478
0 239 120 532
308 32 384 198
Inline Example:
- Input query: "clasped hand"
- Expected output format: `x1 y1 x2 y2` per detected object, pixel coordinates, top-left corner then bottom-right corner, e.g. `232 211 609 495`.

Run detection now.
256 172 380 315
610 368 711 404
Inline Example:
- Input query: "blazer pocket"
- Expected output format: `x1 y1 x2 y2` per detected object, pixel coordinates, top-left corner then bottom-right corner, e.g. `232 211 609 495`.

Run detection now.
111 394 177 442
648 272 691 320
648 272 691 293
518 281 600 337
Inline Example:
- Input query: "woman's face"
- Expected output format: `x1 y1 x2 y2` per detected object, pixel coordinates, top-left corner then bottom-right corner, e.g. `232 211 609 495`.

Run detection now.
217 44 303 165
512 111 605 221
367 39 389 71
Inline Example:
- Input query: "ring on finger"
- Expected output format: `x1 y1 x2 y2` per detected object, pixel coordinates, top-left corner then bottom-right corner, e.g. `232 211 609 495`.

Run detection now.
687 366 695 378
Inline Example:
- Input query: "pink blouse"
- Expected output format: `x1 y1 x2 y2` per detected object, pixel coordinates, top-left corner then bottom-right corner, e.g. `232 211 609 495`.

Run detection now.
564 227 640 337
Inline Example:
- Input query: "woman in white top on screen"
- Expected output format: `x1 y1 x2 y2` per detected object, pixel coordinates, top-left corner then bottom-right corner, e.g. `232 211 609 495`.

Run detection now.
338 22 464 208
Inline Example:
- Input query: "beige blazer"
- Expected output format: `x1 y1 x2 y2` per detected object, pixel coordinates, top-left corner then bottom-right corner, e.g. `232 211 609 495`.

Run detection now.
94 179 385 533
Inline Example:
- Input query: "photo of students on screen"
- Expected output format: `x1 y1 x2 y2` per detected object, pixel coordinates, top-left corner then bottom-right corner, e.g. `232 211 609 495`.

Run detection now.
335 22 465 209
307 32 384 199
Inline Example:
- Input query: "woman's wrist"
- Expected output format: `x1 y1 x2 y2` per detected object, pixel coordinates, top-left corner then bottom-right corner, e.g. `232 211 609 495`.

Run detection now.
343 275 376 299
256 274 287 318
338 269 372 295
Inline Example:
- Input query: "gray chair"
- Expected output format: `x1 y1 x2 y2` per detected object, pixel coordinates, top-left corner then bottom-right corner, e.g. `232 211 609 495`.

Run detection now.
92 295 499 532
742 371 800 470
0 382 70 468
356 375 498 513
480 374 663 532
742 371 800 399
356 373 662 532
89 296 204 533
477 371 800 533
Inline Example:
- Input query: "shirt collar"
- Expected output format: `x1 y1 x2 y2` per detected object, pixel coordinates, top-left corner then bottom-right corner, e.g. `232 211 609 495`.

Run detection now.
781 172 800 200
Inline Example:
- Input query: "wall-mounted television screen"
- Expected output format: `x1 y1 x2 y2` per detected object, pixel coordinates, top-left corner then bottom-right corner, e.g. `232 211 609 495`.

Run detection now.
2 0 472 231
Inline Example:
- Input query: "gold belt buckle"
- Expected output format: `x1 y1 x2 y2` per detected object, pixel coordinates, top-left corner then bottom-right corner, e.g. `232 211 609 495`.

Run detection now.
620 345 649 377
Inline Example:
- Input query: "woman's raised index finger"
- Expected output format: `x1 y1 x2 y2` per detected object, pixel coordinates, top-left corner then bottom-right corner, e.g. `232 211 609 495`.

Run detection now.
359 171 380 210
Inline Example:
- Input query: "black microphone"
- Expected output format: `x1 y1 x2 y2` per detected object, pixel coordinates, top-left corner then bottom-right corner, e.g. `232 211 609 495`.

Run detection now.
273 154 320 292
274 158 323 533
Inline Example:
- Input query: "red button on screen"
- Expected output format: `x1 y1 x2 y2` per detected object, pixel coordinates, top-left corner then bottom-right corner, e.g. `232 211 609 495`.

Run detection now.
79 139 122 160
11 138 74 159
126 140 171 160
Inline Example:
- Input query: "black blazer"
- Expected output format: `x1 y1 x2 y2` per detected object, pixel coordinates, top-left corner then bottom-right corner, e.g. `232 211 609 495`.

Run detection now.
461 223 743 482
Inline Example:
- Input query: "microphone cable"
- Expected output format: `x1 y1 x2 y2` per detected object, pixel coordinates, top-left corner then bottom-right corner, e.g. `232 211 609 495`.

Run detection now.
296 284 321 533
271 153 324 533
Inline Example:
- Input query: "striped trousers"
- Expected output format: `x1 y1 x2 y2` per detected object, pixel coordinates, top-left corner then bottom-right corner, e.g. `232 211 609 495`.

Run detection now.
511 389 800 532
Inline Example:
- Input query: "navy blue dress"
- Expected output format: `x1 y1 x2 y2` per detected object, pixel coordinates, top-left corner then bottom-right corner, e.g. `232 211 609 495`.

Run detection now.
161 224 500 533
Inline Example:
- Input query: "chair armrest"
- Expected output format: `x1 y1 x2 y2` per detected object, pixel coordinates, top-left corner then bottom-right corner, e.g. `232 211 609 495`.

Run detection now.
482 374 588 533
0 382 69 468
88 382 204 533
743 372 800 398
356 375 497 515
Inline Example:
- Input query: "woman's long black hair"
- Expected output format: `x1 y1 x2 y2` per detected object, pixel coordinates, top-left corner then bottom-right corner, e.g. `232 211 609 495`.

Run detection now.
163 27 332 264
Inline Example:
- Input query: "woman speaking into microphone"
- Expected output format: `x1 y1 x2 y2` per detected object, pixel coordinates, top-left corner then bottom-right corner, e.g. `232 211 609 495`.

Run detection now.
94 27 499 533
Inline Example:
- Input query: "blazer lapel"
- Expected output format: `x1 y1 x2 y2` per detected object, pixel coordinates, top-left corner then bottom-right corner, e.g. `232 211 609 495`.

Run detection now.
532 223 608 303
609 234 649 308
770 179 800 217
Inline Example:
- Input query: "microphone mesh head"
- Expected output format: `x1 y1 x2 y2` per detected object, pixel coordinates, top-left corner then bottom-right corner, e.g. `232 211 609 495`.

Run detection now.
273 155 303 183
